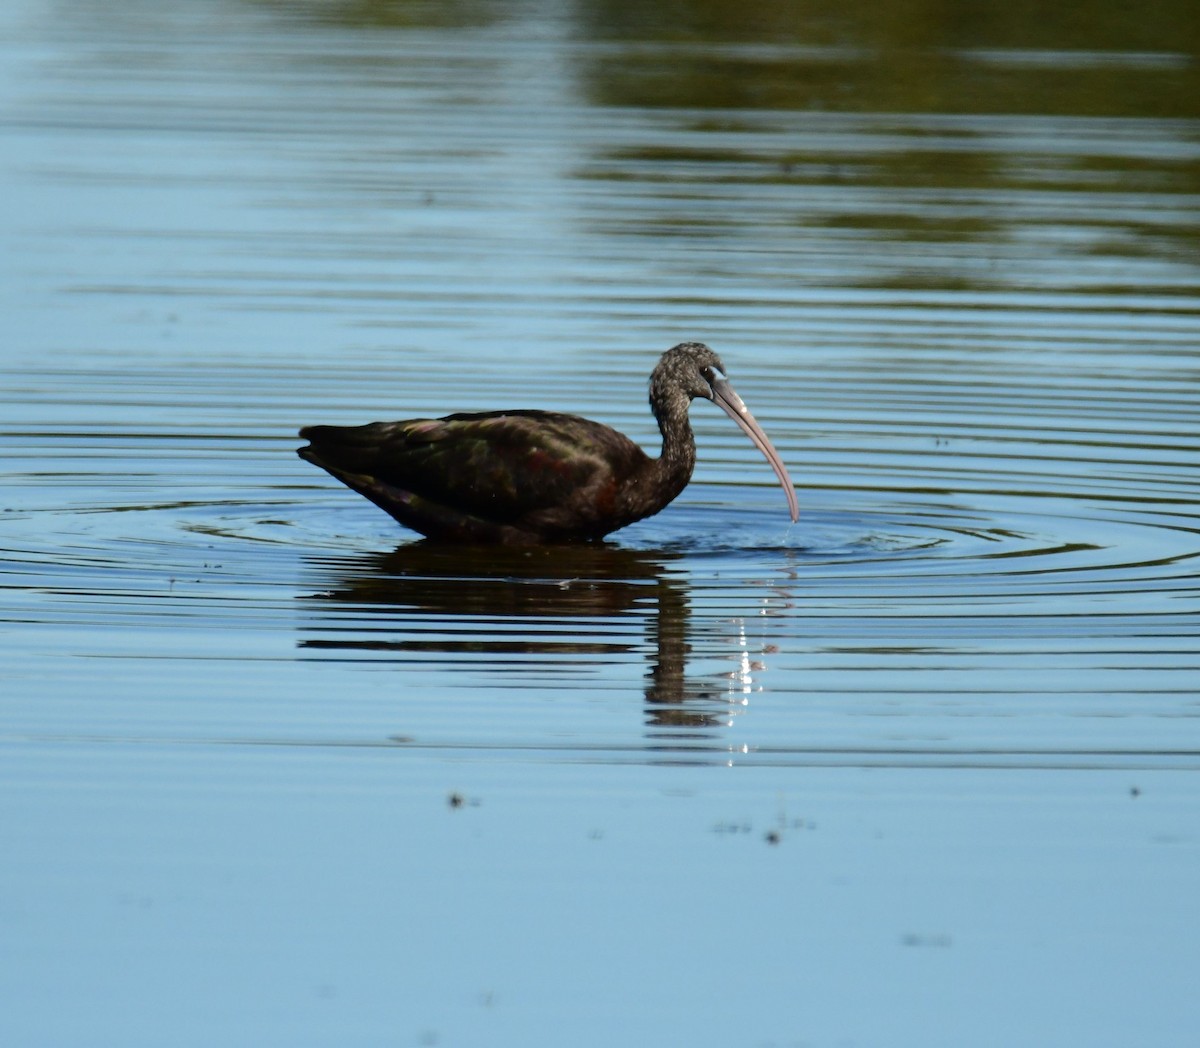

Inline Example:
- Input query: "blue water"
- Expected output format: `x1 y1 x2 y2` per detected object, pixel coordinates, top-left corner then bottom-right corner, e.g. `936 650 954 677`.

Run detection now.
2 1 1199 1044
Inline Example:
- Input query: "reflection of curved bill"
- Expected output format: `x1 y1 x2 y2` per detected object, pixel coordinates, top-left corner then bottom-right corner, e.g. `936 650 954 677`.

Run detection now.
297 542 755 736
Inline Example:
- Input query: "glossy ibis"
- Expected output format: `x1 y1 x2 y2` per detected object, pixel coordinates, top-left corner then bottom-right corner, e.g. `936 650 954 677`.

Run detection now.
298 342 798 544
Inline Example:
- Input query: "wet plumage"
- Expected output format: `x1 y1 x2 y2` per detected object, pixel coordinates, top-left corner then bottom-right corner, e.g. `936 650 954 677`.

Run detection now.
298 342 798 544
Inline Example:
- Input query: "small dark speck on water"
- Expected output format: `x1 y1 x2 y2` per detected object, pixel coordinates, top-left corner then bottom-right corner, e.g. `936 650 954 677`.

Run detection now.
712 820 753 835
1130 786 1141 798
901 933 953 948
447 792 465 809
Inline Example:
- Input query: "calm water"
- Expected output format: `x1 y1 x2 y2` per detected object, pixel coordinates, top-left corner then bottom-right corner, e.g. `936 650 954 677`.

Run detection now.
3 0 1199 1044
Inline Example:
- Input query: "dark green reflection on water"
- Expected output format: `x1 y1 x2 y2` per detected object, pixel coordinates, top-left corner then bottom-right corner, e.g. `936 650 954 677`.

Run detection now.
244 0 1200 291
256 0 1199 119
299 545 732 735
255 0 500 29
577 0 1200 118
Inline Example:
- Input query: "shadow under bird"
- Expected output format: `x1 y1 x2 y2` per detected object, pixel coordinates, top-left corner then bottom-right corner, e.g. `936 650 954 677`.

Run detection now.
298 342 799 544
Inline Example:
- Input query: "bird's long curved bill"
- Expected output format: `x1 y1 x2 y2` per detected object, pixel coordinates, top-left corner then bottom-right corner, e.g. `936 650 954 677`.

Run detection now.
710 377 800 522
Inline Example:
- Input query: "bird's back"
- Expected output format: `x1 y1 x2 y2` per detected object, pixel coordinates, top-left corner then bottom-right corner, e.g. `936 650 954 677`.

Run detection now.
299 409 653 542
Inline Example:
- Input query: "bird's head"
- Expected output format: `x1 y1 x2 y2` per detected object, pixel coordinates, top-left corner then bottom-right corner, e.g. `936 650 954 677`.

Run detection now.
649 341 728 410
648 341 800 523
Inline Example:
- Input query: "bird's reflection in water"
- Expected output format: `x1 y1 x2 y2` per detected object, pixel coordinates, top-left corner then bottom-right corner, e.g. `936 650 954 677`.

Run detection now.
298 542 754 740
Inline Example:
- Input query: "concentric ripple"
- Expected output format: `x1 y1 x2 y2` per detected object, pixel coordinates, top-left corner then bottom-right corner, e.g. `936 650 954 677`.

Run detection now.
7 447 1197 769
4 452 1198 628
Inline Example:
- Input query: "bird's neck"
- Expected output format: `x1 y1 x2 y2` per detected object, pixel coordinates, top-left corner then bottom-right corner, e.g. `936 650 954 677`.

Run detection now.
653 401 697 502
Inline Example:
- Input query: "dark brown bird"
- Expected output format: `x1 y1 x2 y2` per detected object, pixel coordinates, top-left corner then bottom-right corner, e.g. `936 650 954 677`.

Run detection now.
298 342 799 544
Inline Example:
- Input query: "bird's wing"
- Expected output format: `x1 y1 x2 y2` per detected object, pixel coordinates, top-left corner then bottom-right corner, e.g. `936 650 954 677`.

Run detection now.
301 410 647 523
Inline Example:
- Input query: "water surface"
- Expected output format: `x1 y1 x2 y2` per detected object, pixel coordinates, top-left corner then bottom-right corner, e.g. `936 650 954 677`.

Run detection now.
2 1 1199 1044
